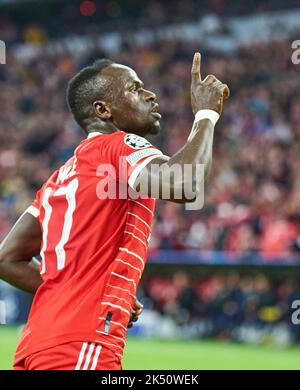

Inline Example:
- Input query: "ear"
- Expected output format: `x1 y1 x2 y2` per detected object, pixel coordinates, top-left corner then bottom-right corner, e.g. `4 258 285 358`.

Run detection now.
93 100 112 120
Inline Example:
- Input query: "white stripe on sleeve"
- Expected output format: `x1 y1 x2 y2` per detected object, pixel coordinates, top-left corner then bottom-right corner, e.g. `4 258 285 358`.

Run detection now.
26 205 40 218
128 153 169 190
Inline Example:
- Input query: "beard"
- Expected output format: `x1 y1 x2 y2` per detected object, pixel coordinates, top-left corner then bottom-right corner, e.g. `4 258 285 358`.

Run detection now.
148 119 161 134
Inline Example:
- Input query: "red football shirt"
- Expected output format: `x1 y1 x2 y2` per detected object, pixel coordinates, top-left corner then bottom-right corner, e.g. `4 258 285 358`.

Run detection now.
14 131 166 364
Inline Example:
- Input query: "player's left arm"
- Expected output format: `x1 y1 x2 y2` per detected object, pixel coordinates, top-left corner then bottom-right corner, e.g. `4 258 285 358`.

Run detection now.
128 298 143 328
0 211 43 293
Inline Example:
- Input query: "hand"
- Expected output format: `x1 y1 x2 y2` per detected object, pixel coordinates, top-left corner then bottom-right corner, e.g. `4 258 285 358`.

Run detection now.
127 297 143 328
191 52 230 115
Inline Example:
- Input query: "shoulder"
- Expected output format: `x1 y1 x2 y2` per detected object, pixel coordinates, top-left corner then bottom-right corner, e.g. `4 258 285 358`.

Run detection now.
122 133 152 149
102 131 154 150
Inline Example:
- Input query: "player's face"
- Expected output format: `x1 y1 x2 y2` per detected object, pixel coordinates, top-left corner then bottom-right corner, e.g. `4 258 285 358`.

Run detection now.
103 64 161 136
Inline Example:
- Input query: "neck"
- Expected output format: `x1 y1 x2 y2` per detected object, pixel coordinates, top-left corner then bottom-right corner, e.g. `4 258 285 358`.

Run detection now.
84 118 120 135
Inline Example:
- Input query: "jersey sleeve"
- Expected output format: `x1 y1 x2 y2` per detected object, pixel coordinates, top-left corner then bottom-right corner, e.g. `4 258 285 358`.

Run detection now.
25 187 43 219
104 132 168 190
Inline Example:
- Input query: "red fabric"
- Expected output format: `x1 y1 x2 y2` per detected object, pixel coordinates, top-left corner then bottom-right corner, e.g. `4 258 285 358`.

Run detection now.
14 132 161 365
13 341 121 370
260 219 298 257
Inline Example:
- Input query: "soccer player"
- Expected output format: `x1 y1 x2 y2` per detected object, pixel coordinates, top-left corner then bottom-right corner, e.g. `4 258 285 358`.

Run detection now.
0 53 228 370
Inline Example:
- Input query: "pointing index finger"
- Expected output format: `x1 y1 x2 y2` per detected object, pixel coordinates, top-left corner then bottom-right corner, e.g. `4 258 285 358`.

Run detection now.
191 52 202 83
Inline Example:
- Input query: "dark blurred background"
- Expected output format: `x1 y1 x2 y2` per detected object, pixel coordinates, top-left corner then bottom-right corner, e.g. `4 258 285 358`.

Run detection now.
0 0 300 347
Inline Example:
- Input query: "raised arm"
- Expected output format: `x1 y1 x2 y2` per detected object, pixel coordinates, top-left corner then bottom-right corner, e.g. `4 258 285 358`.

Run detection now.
133 52 229 203
0 211 43 293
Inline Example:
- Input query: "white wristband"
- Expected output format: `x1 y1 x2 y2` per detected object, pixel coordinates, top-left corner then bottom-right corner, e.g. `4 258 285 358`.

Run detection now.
194 109 220 127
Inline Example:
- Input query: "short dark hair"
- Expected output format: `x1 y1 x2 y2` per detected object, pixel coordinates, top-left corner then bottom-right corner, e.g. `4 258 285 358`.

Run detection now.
67 59 114 132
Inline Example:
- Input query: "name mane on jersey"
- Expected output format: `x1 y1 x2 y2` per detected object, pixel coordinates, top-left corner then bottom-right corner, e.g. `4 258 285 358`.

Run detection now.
56 158 77 184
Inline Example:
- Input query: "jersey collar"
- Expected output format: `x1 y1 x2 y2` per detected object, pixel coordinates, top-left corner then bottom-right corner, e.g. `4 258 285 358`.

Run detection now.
87 131 103 139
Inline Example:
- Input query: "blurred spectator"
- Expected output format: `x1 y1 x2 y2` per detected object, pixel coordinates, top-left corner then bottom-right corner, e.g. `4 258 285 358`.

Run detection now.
139 272 300 345
1 5 300 261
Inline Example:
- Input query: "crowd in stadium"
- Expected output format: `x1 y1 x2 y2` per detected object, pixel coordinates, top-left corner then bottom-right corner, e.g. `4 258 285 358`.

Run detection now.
1 0 297 43
139 272 300 344
1 1 300 353
0 28 300 258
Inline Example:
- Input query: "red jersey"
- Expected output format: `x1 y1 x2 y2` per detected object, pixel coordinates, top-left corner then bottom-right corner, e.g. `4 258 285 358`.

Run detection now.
14 131 165 364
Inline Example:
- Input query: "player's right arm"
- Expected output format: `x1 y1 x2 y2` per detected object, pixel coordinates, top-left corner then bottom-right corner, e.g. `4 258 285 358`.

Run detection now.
0 211 43 293
133 52 229 203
